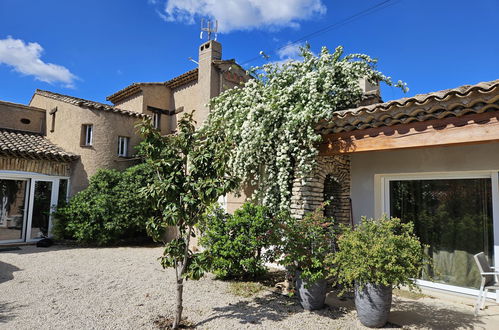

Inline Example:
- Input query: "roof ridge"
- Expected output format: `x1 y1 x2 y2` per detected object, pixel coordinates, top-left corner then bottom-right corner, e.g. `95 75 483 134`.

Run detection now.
0 127 43 136
35 89 149 119
35 89 113 108
107 68 199 103
0 129 79 161
334 79 499 118
317 79 499 134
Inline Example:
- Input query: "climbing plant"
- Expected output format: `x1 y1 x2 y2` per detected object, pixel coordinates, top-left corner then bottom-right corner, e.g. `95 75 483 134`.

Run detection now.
206 45 406 213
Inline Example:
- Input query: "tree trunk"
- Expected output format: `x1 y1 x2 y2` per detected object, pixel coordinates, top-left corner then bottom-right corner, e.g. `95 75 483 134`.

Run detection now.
173 277 184 329
172 226 192 329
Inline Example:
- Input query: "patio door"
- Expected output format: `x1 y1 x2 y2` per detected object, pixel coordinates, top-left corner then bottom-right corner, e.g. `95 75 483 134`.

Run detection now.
381 171 499 298
26 179 59 241
0 178 29 243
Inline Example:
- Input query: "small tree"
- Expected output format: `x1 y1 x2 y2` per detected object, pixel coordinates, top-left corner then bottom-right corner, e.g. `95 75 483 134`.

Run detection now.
137 113 238 329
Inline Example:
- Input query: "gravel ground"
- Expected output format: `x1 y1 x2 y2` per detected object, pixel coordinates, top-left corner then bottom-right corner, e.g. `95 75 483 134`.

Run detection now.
0 245 482 330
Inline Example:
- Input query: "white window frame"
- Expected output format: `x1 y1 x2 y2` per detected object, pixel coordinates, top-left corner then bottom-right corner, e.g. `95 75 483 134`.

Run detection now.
0 171 70 244
82 124 93 146
379 170 499 300
152 112 161 130
117 136 129 157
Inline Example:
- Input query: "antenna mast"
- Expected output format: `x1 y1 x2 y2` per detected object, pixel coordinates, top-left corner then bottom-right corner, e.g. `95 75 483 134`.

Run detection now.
200 18 218 41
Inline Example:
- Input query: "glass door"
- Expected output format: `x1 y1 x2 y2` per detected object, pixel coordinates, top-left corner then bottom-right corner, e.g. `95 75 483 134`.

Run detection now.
26 179 58 241
389 178 493 289
0 178 29 243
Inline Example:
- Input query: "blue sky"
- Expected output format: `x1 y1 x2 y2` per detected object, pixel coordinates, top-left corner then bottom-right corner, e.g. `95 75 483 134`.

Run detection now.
0 0 498 105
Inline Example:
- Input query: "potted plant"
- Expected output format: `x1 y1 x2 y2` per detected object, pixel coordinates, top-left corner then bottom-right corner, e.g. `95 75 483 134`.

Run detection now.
332 216 426 328
275 206 335 310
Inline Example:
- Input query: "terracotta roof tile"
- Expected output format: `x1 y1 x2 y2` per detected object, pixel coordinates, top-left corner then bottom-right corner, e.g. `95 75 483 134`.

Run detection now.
317 79 499 134
0 129 78 161
164 68 198 89
106 82 165 104
35 90 150 119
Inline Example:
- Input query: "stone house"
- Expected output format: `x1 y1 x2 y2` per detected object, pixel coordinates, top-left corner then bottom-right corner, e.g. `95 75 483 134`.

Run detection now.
0 40 249 245
29 40 249 208
291 79 499 299
0 100 78 244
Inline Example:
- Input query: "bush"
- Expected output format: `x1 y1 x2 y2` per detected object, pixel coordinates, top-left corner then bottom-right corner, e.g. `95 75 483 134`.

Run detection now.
199 202 277 279
274 205 335 285
332 216 426 290
53 164 157 245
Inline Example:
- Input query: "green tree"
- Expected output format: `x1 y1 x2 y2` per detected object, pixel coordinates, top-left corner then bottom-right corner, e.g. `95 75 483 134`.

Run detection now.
137 113 238 329
206 45 406 213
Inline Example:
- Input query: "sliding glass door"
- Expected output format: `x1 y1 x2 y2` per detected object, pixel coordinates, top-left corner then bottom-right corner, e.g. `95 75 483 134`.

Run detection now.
382 172 499 296
28 180 55 240
0 173 67 244
0 179 29 243
389 178 493 289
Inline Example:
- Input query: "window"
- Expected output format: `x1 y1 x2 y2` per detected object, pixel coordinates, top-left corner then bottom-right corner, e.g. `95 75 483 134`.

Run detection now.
81 124 93 146
386 175 494 289
57 179 69 205
152 112 161 130
118 136 129 157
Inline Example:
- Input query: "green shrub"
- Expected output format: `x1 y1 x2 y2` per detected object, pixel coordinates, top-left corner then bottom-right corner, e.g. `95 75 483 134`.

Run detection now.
199 202 277 279
332 216 426 291
53 164 157 245
274 206 335 285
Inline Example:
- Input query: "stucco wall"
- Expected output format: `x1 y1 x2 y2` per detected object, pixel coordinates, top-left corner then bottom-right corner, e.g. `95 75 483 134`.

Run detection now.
113 93 144 114
171 81 207 127
30 95 142 194
0 101 46 133
142 85 172 135
350 142 499 222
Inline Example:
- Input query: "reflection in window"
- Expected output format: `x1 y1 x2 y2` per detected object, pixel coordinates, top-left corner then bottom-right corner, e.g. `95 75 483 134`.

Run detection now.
390 178 493 289
58 179 69 205
31 181 53 239
0 179 27 242
118 136 129 157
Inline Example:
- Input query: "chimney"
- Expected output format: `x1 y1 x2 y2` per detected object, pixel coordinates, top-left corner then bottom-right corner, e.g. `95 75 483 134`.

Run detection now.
198 40 222 110
358 78 382 106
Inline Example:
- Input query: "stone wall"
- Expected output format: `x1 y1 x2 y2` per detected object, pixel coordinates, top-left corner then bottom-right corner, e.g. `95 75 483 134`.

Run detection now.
0 156 71 176
290 155 351 225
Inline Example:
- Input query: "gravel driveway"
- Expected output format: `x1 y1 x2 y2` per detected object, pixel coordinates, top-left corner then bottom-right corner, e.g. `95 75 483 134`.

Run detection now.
0 245 483 329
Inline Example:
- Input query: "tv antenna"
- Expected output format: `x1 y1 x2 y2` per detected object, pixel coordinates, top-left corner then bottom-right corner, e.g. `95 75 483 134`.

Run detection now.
200 19 218 41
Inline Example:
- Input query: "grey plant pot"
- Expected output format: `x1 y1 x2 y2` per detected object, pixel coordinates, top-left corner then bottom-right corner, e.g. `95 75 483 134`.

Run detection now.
354 283 392 328
295 272 327 310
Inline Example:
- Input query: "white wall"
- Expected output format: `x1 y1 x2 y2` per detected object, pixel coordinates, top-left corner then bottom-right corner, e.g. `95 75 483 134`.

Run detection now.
350 142 499 222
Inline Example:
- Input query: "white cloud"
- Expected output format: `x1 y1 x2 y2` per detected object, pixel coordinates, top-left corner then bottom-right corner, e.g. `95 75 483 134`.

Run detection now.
265 42 305 66
0 36 77 88
277 43 303 61
160 0 326 33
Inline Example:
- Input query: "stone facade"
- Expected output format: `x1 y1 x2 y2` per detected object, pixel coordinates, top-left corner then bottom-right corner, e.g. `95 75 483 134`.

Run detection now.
29 93 143 194
290 155 351 225
0 157 71 176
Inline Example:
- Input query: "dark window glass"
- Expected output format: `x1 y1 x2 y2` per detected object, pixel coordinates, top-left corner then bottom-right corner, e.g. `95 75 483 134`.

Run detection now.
390 178 493 288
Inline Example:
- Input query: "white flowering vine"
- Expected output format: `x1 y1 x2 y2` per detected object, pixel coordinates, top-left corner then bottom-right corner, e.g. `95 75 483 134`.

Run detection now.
205 45 406 213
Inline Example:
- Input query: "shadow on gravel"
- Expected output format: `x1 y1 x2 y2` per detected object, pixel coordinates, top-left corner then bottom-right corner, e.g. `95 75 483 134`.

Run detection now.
0 302 18 323
0 245 75 255
389 299 483 329
0 261 20 284
197 292 346 327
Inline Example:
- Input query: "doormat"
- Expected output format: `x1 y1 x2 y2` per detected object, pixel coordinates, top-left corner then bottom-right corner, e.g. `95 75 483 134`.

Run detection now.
0 247 21 252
